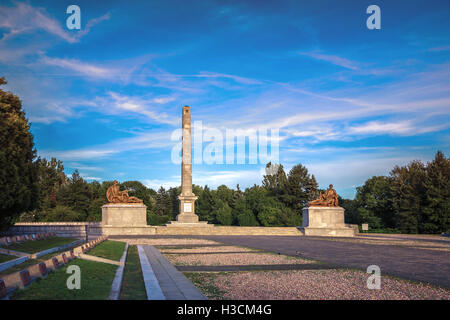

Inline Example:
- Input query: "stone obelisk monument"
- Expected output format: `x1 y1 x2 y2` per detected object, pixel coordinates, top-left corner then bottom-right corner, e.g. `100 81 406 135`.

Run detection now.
167 106 210 227
176 106 199 223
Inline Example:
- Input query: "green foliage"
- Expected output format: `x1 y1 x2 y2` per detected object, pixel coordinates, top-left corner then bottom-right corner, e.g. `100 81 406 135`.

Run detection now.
285 164 318 212
390 160 427 233
196 185 216 222
354 176 395 229
0 78 38 230
43 205 83 222
237 211 259 226
421 151 450 233
153 187 172 216
56 170 92 220
86 198 106 222
258 206 284 226
216 202 233 225
147 213 170 226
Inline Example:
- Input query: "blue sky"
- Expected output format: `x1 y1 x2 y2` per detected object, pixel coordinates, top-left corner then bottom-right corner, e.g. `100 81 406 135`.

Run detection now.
1 0 449 198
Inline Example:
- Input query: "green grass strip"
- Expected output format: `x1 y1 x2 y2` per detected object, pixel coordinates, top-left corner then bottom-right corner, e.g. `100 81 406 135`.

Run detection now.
0 253 17 263
11 259 117 300
86 240 125 262
119 245 147 300
1 237 78 254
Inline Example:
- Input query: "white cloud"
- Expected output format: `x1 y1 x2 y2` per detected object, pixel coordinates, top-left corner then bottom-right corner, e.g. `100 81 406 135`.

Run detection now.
299 52 360 70
348 121 449 136
41 56 116 79
107 92 178 125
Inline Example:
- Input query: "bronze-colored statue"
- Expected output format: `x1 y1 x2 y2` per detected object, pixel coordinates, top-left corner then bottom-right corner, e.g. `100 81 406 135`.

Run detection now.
308 184 339 207
106 180 143 204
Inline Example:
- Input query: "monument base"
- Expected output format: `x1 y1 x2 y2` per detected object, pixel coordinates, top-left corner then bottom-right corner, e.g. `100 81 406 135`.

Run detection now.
102 204 147 227
300 206 355 237
166 213 212 227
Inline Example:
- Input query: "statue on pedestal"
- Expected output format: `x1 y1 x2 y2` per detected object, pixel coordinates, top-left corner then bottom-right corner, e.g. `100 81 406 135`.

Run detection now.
308 184 339 207
106 180 143 204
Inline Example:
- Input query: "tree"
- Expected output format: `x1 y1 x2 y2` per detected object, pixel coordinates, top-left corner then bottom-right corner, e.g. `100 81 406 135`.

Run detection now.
237 211 259 226
354 176 395 229
36 157 67 211
390 160 426 233
216 202 233 225
284 164 318 213
422 151 450 233
262 162 288 195
168 187 181 219
196 185 216 222
56 170 92 220
153 187 172 216
216 185 235 208
0 77 38 229
44 205 82 222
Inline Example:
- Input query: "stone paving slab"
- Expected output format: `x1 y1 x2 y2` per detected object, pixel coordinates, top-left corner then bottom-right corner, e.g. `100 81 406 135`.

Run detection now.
109 243 128 300
137 245 165 300
143 245 206 300
177 263 335 272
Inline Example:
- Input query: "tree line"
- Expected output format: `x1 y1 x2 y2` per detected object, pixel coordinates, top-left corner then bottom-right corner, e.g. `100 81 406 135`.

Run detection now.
1 77 448 233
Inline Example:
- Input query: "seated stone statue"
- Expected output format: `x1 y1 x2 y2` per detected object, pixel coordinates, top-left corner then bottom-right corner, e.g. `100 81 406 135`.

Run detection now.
106 180 143 204
308 184 339 207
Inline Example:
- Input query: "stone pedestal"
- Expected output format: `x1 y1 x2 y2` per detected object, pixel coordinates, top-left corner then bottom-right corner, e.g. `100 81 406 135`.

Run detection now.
167 194 212 227
300 206 355 237
102 204 147 227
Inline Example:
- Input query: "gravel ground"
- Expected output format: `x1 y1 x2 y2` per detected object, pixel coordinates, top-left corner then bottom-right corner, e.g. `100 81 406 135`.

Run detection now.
324 238 450 252
161 246 258 253
114 238 220 246
165 252 314 266
194 270 450 300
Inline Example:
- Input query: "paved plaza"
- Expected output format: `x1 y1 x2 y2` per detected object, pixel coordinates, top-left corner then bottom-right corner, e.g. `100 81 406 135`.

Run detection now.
110 234 450 290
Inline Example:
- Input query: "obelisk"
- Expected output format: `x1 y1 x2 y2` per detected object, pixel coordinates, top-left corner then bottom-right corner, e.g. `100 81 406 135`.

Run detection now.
176 106 199 223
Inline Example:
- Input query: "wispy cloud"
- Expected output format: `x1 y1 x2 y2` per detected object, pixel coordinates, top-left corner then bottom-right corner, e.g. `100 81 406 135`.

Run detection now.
106 92 178 125
348 120 449 136
41 56 116 78
299 51 360 70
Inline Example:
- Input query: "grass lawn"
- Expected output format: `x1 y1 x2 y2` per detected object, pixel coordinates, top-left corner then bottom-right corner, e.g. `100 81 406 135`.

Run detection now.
0 253 17 263
0 242 85 276
86 240 126 261
119 245 147 300
1 237 78 254
11 259 118 300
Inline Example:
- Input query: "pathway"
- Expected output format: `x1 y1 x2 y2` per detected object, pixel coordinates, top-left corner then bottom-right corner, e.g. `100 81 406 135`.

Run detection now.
138 245 206 300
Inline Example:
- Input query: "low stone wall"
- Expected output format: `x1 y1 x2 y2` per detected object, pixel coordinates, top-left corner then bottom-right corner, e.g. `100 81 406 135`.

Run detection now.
6 222 102 238
7 223 304 237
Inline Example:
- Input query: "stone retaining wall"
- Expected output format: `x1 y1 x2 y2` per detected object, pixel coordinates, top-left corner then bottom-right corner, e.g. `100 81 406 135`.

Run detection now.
5 222 102 237
6 223 305 236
